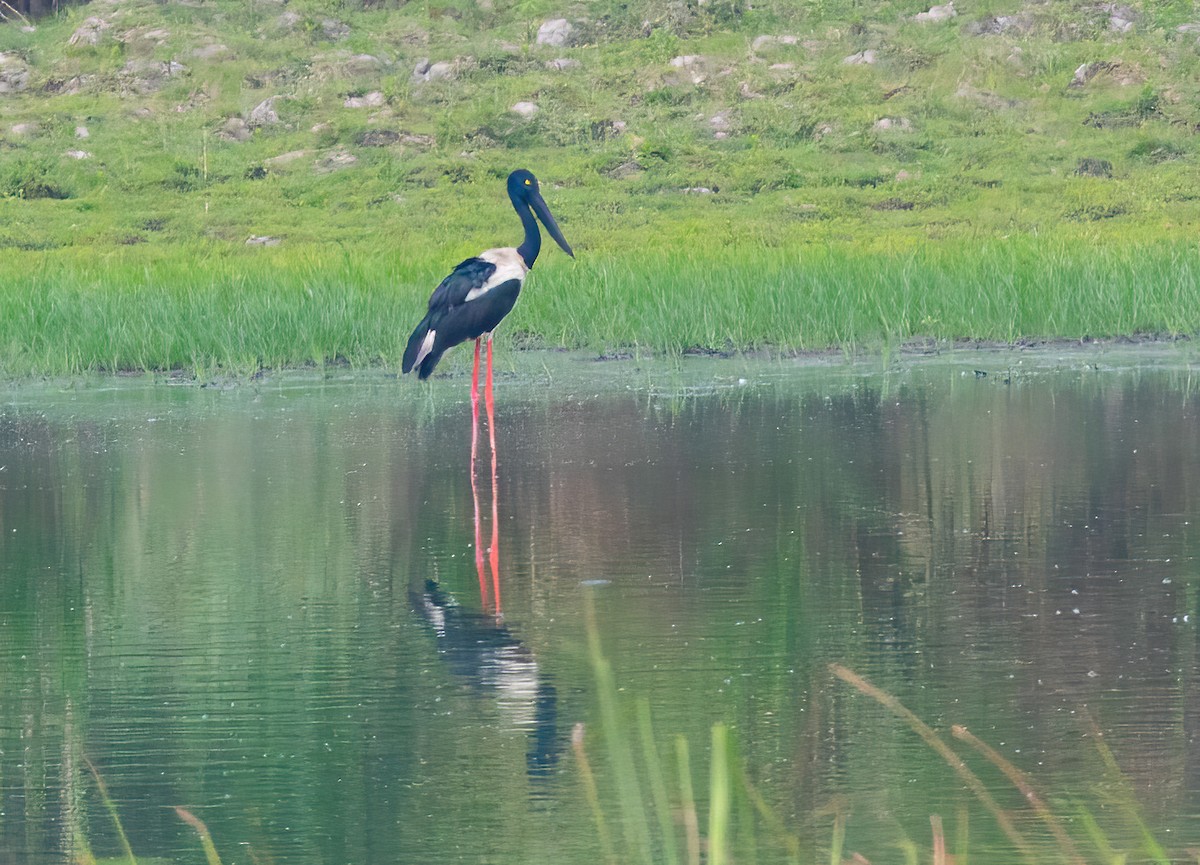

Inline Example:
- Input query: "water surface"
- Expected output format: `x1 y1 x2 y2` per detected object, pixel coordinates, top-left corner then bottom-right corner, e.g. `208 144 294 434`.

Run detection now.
2 349 1200 864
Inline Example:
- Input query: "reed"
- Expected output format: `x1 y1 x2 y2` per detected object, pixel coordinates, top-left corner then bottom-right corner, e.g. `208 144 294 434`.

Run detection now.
174 807 224 865
0 236 1196 378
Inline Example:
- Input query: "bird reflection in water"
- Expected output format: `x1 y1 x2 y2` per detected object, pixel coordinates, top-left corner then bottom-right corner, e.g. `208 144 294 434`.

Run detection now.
411 390 560 783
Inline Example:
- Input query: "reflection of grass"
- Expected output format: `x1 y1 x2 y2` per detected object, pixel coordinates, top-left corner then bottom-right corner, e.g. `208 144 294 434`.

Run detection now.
78 757 226 865
831 663 1176 865
576 608 1183 865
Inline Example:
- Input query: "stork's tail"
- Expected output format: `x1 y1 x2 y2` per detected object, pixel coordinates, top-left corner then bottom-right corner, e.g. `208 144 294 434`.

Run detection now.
402 317 433 375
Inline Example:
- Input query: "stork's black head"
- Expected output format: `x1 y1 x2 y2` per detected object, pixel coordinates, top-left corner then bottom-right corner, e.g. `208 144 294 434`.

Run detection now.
508 169 573 263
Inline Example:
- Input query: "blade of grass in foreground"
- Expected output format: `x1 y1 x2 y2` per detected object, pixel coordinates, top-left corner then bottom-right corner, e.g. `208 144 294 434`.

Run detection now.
675 735 701 865
952 724 1087 865
708 723 730 865
829 663 1037 863
1084 711 1170 865
174 807 224 865
573 722 618 865
584 591 655 865
82 756 137 865
636 699 680 865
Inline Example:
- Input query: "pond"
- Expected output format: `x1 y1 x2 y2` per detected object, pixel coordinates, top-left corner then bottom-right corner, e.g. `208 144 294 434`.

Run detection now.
2 347 1199 865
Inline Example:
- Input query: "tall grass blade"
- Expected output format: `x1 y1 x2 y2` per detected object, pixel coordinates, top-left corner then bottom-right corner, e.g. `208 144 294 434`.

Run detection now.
956 804 970 865
708 723 730 865
174 807 224 865
82 756 137 865
952 724 1087 865
1074 803 1125 865
584 592 655 865
1084 711 1169 865
636 699 680 865
739 766 803 863
828 663 1037 863
828 800 845 865
572 723 618 865
675 735 701 865
931 814 946 865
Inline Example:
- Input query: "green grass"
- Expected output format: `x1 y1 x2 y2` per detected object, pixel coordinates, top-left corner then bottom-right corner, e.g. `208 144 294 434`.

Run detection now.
0 235 1194 377
0 0 1198 376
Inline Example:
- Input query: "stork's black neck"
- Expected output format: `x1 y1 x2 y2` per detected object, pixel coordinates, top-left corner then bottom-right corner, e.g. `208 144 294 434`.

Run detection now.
514 192 541 269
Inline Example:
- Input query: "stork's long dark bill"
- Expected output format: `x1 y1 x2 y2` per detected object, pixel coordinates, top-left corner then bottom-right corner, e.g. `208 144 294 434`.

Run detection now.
531 192 574 258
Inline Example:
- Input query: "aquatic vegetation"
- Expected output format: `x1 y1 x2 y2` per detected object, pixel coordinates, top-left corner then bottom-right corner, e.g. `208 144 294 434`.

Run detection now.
580 598 1186 863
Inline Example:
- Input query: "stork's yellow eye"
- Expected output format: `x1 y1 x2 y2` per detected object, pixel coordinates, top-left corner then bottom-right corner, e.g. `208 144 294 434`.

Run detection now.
524 178 532 185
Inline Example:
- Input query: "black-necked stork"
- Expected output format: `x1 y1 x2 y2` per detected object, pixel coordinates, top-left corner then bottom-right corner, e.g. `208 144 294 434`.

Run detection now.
401 169 573 403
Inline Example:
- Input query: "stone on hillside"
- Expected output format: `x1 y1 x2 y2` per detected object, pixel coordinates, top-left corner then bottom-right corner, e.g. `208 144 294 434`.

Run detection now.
64 149 91 159
1075 158 1112 178
69 16 112 46
843 49 877 65
321 19 350 40
246 235 281 246
248 95 283 126
874 116 912 131
315 150 357 174
511 101 539 118
276 11 302 31
344 90 385 108
345 54 384 76
0 54 30 93
1177 23 1200 33
546 57 580 71
413 58 457 82
751 34 798 52
75 125 89 138
966 13 1034 36
193 43 231 60
709 110 732 139
914 2 955 22
120 59 187 94
537 19 572 47
264 150 309 168
219 117 251 142
10 122 37 135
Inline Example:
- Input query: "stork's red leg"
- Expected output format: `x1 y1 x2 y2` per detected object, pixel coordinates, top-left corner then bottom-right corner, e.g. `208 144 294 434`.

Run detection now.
470 337 482 467
484 335 501 615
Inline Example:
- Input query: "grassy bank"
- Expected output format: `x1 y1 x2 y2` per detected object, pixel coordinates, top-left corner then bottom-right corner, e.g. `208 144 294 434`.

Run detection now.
0 0 1197 375
0 236 1195 376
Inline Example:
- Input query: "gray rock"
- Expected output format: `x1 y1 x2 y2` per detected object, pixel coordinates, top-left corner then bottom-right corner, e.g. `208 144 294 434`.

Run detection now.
874 116 912 131
751 34 798 52
248 95 283 127
193 43 231 60
511 101 539 118
75 125 89 138
345 54 384 76
68 17 112 46
0 54 30 94
914 2 955 22
64 149 91 159
219 117 251 142
413 59 455 82
120 59 188 94
344 91 385 108
843 49 878 65
546 57 580 71
246 235 281 246
315 150 357 173
537 19 572 47
321 19 350 40
264 149 309 168
10 122 37 135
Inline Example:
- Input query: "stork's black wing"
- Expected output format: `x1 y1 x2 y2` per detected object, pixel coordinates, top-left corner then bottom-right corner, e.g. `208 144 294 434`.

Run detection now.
427 258 497 312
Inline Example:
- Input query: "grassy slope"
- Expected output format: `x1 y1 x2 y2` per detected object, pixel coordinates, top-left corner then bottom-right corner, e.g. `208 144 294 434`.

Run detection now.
0 0 1197 375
